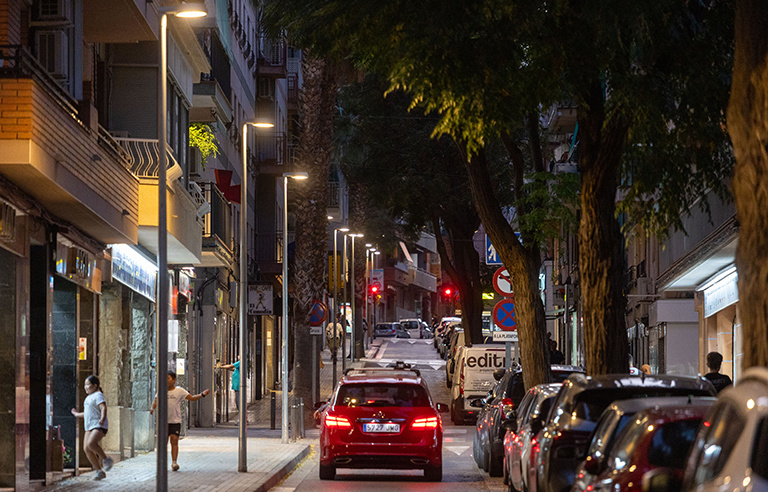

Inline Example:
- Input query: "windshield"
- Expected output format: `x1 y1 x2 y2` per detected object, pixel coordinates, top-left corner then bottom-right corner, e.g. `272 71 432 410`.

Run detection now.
647 418 701 469
401 321 420 329
335 384 431 408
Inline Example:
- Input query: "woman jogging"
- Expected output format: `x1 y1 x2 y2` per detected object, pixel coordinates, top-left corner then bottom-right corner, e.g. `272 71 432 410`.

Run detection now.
71 375 113 480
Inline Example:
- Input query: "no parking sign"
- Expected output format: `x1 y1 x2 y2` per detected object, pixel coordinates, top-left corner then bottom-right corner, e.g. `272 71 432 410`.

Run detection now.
492 298 517 332
309 300 328 327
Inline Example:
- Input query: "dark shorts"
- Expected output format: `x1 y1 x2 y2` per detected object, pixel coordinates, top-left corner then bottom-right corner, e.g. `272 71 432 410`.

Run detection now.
91 427 108 436
168 423 181 437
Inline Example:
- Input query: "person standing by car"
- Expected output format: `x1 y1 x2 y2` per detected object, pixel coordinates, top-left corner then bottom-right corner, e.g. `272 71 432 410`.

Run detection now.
704 351 733 393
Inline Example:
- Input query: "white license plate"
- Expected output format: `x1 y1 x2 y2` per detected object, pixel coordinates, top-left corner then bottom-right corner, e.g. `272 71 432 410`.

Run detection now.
363 423 400 433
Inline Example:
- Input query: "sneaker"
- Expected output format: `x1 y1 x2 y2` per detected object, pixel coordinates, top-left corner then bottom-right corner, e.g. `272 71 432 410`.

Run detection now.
172 463 180 472
95 470 107 480
102 458 114 472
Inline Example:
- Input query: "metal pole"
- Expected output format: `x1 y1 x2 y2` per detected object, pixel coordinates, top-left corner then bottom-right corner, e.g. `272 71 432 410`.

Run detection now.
238 124 248 471
332 230 338 390
342 235 348 370
281 175 289 444
350 237 356 362
156 13 169 491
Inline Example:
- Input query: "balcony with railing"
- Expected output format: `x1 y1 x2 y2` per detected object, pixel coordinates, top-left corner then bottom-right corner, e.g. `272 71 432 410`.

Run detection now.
287 73 298 109
257 36 287 78
327 181 340 209
197 182 233 268
254 132 287 174
113 137 205 264
254 231 284 274
0 44 139 245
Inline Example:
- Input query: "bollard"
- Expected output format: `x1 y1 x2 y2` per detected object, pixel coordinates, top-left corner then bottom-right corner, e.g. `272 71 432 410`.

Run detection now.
271 391 278 430
298 398 305 438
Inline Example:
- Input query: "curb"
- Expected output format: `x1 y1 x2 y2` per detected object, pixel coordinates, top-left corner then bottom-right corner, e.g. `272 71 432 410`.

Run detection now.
253 444 311 492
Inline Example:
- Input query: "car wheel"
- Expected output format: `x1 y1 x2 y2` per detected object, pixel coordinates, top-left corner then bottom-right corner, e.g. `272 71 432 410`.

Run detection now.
318 463 336 480
424 464 442 482
473 432 484 468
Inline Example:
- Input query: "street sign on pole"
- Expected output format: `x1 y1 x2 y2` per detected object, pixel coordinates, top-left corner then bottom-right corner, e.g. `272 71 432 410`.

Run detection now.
309 300 328 327
492 267 515 297
492 299 518 331
485 234 502 265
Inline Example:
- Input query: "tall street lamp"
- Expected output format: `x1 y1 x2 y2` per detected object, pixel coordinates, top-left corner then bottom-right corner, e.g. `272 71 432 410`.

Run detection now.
156 2 205 490
348 233 364 361
282 171 308 444
239 119 273 471
332 226 349 390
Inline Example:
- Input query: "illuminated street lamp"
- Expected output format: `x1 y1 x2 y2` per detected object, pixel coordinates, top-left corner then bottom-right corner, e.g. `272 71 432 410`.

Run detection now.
332 226 349 387
347 233 364 361
156 2 205 490
282 171 308 444
239 119 273 470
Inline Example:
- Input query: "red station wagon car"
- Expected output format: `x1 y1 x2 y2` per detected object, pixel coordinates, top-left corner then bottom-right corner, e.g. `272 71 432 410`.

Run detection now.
318 363 449 481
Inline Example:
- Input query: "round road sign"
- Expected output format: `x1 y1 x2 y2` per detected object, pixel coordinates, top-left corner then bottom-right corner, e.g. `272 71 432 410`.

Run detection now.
309 300 328 326
492 299 517 331
492 267 514 297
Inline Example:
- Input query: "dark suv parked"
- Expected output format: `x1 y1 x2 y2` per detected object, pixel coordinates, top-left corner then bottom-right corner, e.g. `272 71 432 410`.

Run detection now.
534 373 716 492
473 365 584 477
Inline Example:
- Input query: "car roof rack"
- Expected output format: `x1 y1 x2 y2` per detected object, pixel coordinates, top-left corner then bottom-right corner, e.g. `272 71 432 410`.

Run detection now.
344 360 421 377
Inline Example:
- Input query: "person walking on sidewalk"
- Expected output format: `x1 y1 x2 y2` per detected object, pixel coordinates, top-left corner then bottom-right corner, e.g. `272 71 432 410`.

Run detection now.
71 375 112 480
704 351 733 393
151 371 210 471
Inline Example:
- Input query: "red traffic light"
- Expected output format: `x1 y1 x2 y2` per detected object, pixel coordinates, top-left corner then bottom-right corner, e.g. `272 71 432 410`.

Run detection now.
444 288 452 296
368 284 379 296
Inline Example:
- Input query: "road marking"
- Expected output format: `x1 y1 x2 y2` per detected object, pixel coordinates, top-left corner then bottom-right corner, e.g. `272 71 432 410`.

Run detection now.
443 428 468 435
444 445 470 456
408 340 416 345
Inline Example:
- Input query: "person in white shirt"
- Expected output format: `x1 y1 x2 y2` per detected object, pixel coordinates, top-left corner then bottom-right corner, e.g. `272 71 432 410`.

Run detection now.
151 371 209 471
71 375 112 480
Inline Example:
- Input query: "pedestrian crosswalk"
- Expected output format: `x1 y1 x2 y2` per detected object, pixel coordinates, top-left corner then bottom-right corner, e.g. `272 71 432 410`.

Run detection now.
360 358 446 370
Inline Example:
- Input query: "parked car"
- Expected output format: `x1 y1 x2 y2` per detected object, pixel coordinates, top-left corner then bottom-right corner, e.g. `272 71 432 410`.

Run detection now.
318 363 449 481
505 383 563 492
399 318 422 333
474 365 584 477
645 366 768 492
445 329 465 386
573 396 715 492
395 324 411 338
439 323 461 359
434 317 461 349
580 398 714 492
374 322 400 338
450 344 508 425
534 373 716 492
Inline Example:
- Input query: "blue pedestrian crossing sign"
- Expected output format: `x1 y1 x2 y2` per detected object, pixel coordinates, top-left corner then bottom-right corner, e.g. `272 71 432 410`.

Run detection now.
486 234 501 265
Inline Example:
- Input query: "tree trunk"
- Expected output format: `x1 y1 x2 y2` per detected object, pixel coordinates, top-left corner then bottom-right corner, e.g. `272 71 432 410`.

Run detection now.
463 150 550 390
293 55 337 427
577 86 630 375
727 0 768 368
350 182 368 359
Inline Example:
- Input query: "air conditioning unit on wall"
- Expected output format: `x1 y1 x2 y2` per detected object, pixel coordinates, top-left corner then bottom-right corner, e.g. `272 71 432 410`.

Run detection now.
35 30 69 79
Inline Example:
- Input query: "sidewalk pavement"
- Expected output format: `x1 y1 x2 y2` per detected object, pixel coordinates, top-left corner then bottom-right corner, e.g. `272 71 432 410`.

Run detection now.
37 338 382 492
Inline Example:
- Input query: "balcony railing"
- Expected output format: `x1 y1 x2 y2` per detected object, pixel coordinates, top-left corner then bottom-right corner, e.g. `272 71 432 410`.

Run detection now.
255 132 286 167
199 182 231 249
113 138 181 178
255 232 284 264
327 181 340 208
257 36 286 68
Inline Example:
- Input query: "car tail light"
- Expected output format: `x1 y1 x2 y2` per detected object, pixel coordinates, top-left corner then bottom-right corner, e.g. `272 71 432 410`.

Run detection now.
324 414 352 429
459 370 465 395
501 397 514 416
411 416 439 430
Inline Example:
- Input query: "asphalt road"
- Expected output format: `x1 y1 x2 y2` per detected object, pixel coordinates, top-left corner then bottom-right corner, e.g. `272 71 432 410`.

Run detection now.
272 330 506 491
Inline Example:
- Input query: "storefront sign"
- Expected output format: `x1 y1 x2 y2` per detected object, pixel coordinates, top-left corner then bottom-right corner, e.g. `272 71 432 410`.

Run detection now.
249 284 273 315
703 270 739 318
78 338 87 360
111 244 156 301
55 240 101 293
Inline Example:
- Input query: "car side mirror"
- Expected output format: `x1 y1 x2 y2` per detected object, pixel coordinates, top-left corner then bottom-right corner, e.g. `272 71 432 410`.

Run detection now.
469 398 486 408
641 468 682 492
502 418 518 433
493 368 506 381
583 455 603 475
436 403 449 413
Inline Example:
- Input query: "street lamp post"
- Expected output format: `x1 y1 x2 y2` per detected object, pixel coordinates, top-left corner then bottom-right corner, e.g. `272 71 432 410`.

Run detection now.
341 234 348 370
281 171 308 444
332 227 348 390
157 3 205 490
239 120 273 471
348 233 364 361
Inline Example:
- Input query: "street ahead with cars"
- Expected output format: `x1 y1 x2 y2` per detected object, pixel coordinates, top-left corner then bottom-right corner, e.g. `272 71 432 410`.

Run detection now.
283 323 768 492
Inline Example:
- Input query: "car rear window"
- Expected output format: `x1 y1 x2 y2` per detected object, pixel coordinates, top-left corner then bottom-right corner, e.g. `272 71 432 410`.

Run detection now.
570 387 712 425
401 321 419 329
647 418 702 469
335 384 430 408
752 416 768 480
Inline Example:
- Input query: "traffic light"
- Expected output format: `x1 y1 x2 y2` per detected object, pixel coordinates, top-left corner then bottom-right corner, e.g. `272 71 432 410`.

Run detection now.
368 283 380 297
441 285 457 302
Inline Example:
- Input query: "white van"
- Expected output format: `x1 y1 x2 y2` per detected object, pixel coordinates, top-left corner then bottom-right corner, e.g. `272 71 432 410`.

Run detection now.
450 344 507 424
